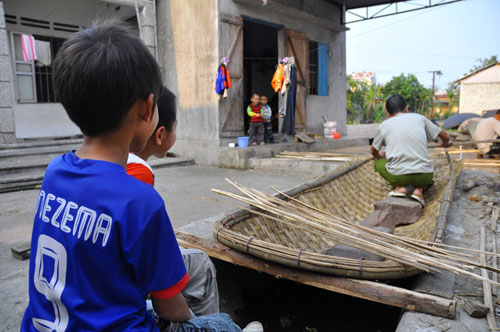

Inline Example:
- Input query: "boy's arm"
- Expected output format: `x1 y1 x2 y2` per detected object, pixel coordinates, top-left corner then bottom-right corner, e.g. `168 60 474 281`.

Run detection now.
152 292 193 322
247 106 261 118
438 130 452 148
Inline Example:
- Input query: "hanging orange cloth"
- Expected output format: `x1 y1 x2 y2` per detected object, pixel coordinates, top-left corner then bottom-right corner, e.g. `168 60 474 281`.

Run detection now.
271 63 284 92
223 66 232 89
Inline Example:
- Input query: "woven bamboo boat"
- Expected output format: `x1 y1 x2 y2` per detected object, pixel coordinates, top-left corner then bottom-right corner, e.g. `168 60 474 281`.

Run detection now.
213 155 462 280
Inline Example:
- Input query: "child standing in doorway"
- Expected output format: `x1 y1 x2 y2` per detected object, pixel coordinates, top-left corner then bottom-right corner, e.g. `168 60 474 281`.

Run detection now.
260 95 274 144
247 93 264 145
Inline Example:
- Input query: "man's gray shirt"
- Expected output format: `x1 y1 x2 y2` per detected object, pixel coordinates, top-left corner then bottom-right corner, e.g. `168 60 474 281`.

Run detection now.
372 113 441 175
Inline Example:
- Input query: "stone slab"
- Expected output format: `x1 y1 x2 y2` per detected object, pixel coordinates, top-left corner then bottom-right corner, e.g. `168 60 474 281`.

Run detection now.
373 196 423 226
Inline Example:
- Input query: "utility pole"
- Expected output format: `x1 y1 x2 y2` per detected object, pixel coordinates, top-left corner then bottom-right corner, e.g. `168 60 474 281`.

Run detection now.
428 70 442 118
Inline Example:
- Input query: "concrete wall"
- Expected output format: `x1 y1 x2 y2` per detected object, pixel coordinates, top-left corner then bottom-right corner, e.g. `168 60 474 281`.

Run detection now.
156 0 221 161
2 0 136 141
14 103 81 139
220 0 347 135
459 83 500 115
0 1 15 143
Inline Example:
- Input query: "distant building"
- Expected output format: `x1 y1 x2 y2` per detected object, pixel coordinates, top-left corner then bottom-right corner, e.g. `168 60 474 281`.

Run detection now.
433 89 459 116
350 71 376 85
454 62 500 115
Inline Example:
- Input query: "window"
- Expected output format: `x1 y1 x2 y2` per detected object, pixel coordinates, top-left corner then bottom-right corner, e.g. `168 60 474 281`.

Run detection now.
10 32 66 103
33 35 66 103
309 41 329 96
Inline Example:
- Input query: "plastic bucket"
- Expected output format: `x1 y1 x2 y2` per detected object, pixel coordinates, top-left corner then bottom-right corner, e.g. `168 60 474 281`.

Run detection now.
237 136 249 148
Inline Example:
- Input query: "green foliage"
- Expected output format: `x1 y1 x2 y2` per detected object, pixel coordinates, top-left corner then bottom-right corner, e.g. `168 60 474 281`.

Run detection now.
466 55 498 75
346 75 384 123
381 74 431 114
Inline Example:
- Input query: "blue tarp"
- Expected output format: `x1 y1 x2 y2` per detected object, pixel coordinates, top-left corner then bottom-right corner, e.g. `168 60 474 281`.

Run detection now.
442 113 480 129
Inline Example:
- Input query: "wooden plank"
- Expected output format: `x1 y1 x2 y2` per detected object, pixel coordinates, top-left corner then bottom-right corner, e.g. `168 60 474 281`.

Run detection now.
480 226 497 330
294 133 315 144
175 231 456 319
286 29 308 130
491 207 499 297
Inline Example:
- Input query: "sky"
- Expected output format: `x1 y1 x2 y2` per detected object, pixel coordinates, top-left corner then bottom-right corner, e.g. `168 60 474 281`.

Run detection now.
345 0 500 90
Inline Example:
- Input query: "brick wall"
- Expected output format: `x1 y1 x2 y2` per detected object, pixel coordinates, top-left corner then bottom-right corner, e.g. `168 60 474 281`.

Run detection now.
459 83 500 115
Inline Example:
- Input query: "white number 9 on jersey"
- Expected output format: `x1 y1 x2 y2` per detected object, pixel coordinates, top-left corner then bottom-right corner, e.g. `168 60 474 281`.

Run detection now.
32 234 69 332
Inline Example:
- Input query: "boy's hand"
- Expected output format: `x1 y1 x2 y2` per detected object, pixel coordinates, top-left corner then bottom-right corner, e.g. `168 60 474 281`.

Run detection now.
378 151 386 159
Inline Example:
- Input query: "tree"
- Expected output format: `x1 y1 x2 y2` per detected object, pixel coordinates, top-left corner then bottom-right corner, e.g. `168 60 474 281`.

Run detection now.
346 76 384 123
381 74 430 114
466 55 498 75
445 83 460 116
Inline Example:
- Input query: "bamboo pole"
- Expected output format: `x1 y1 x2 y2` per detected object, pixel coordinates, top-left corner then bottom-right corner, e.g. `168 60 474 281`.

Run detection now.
175 231 457 319
481 226 497 330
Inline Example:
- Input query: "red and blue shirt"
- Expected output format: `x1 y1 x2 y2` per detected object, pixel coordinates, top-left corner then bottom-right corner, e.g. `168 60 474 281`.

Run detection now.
21 151 188 331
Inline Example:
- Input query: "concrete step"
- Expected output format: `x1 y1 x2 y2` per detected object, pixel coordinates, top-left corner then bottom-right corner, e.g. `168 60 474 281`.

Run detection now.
249 157 343 178
0 142 82 158
0 137 83 150
0 155 195 193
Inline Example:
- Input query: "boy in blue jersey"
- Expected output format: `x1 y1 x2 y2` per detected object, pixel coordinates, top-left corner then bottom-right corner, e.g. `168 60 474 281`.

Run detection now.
21 19 259 332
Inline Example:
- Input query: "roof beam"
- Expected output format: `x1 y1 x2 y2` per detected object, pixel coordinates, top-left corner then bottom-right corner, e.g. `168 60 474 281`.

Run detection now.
343 0 463 24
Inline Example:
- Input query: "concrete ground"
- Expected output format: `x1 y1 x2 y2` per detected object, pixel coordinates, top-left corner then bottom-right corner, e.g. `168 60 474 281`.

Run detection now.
1 146 499 331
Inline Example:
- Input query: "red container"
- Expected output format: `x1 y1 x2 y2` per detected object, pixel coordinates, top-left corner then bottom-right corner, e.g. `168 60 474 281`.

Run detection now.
333 132 341 139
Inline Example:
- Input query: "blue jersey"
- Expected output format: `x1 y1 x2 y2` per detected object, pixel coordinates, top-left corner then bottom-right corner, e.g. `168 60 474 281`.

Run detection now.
21 151 188 331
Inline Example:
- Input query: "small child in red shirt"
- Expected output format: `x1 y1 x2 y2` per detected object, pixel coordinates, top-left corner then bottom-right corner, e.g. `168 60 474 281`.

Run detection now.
246 93 264 145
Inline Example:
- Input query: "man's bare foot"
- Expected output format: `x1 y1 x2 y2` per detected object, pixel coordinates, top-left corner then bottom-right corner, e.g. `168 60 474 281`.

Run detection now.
394 186 407 194
412 187 424 200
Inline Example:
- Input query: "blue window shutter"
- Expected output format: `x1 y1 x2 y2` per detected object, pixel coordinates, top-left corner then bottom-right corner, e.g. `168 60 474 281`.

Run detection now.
317 42 329 96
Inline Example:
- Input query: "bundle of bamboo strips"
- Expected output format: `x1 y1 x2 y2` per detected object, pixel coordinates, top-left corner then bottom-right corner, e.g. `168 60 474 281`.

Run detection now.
212 179 500 286
277 151 368 162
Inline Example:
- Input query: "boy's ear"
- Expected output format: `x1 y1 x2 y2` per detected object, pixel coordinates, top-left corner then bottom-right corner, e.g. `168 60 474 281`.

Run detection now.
154 126 165 145
139 93 155 121
403 106 409 113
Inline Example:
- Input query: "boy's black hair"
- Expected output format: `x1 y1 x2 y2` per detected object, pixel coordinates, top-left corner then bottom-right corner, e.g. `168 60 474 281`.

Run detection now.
251 92 260 98
53 18 162 136
157 87 177 132
496 109 500 115
385 94 407 115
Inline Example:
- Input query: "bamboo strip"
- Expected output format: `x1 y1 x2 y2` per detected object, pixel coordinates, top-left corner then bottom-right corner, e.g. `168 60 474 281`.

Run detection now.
481 226 497 330
491 208 499 296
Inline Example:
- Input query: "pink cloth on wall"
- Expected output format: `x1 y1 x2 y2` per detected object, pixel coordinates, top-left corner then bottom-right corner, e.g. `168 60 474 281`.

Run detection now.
21 34 37 62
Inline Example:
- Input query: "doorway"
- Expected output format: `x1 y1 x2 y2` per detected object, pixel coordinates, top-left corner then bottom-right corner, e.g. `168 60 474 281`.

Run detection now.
243 18 280 133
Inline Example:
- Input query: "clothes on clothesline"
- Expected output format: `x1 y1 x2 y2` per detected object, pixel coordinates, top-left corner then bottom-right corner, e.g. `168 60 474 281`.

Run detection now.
281 64 297 135
271 57 297 134
271 63 283 93
35 40 51 66
215 63 232 96
21 34 36 62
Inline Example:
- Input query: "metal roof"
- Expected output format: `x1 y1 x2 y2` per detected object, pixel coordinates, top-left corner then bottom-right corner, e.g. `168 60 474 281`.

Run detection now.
327 0 407 10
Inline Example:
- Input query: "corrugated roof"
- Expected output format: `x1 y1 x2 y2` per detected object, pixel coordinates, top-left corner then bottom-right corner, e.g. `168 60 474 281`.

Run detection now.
326 0 408 10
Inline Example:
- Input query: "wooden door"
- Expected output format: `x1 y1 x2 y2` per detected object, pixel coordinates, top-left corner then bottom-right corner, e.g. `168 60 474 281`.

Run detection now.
219 13 244 137
285 29 308 131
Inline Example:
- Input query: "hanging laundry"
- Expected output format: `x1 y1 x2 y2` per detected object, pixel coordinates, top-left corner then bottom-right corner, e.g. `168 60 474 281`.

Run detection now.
34 40 51 66
271 63 284 93
281 64 297 135
215 63 232 97
21 34 37 62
